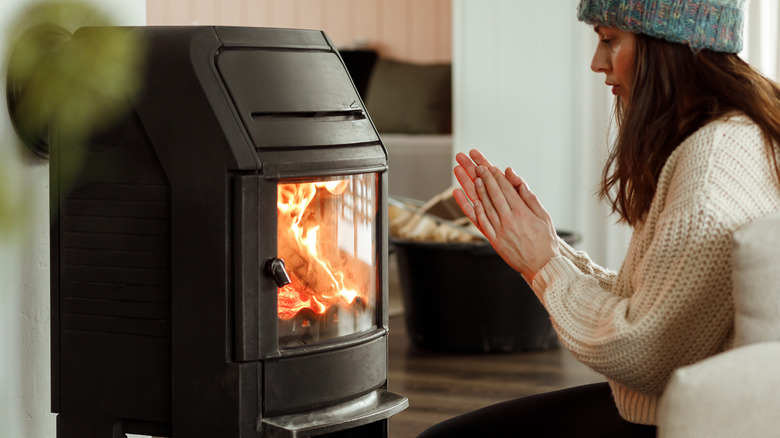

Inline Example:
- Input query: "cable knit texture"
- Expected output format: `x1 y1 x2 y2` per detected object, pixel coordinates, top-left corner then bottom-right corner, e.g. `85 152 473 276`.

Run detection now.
531 114 780 425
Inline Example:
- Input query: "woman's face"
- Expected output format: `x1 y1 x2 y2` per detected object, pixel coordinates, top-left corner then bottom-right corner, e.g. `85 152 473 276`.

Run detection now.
591 25 637 105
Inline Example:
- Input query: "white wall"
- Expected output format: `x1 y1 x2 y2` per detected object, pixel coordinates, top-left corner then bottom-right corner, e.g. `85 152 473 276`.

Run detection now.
0 2 146 437
744 0 780 81
453 0 632 268
453 0 580 231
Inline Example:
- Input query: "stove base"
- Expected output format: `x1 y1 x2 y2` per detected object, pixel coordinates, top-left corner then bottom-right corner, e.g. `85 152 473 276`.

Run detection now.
261 389 408 437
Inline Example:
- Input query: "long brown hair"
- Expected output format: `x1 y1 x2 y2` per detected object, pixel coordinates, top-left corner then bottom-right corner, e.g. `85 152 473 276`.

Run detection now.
599 34 780 225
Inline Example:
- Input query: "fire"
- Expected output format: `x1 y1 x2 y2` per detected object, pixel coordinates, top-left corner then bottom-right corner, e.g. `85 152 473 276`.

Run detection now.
276 179 366 320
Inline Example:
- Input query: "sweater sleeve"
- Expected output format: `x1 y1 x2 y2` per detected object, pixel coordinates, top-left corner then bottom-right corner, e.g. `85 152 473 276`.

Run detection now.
532 117 780 396
555 236 619 292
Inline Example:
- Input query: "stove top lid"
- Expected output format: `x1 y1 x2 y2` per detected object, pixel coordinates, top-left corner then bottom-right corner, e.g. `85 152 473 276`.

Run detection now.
215 28 379 150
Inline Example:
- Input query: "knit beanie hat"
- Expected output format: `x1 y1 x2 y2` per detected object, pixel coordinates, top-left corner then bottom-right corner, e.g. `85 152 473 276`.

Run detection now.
577 0 746 53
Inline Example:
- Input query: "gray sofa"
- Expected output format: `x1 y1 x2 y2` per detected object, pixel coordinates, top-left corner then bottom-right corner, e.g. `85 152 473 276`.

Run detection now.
658 211 780 437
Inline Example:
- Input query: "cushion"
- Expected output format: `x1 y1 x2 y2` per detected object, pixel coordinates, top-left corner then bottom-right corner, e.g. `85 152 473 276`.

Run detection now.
732 211 780 346
658 342 780 438
365 59 451 134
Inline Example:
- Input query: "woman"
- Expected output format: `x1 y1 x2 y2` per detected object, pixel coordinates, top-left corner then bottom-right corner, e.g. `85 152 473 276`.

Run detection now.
419 0 780 437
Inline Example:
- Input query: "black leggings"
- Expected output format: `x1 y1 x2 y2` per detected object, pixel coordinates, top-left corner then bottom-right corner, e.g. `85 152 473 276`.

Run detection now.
417 382 657 438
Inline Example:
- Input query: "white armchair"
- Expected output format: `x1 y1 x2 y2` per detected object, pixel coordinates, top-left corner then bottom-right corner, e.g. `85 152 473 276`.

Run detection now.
658 211 780 437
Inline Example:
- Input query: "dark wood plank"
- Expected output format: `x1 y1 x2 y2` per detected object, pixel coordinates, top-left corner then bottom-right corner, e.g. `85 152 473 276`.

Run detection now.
387 315 605 437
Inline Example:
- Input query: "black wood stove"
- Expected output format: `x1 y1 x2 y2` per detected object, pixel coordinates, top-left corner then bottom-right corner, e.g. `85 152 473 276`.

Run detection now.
49 26 407 437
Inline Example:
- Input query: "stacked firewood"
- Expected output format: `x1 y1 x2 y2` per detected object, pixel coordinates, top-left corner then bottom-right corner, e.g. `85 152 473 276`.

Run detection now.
389 186 484 243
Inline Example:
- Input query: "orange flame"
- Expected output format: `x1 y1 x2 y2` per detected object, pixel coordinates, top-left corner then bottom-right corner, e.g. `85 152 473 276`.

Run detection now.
276 180 364 320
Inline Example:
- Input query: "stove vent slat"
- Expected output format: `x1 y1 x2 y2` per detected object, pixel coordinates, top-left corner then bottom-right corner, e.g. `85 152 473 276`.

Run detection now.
62 200 168 219
61 282 168 303
62 233 168 253
64 248 167 270
251 110 366 122
62 265 169 286
63 297 168 319
62 215 168 236
62 313 171 338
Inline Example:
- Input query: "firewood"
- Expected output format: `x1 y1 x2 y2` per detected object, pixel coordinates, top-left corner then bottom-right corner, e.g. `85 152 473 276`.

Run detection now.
389 194 485 243
421 185 467 221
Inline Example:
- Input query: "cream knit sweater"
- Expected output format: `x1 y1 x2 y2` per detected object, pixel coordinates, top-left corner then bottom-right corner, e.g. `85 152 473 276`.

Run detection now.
531 114 780 425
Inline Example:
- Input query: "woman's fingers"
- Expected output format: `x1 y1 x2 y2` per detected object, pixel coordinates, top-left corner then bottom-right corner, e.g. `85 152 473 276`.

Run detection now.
473 167 508 234
504 166 525 190
491 166 531 215
454 165 479 204
457 158 544 225
454 150 554 247
480 165 536 225
468 149 492 169
478 166 513 219
453 158 561 280
455 149 494 205
456 149 493 181
504 167 553 222
516 181 553 225
455 152 478 180
452 188 478 226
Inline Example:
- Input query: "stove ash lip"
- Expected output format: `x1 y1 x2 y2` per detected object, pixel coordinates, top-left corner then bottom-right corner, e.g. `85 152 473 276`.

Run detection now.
260 389 409 437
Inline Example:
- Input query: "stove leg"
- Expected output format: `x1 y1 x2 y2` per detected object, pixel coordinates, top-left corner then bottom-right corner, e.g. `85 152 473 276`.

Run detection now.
57 414 127 438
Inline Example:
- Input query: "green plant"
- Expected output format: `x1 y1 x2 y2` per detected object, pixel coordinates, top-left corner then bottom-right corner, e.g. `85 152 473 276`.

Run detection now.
2 0 145 232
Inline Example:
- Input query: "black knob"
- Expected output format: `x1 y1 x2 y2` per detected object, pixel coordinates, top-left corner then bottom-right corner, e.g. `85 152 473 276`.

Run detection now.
266 258 291 288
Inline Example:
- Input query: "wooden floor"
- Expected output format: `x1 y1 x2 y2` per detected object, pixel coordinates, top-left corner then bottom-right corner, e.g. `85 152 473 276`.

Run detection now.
386 315 605 438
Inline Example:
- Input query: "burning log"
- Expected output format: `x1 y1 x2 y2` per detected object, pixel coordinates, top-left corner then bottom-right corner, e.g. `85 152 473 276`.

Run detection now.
277 178 374 320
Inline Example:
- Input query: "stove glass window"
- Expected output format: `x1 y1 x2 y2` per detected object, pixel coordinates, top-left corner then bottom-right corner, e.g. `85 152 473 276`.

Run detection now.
276 173 378 348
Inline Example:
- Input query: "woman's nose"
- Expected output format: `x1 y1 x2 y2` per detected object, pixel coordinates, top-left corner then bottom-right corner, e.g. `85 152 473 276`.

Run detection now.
590 47 609 73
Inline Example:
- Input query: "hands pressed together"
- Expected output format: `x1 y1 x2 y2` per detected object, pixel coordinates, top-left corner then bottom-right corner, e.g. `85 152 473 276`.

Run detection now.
453 149 560 282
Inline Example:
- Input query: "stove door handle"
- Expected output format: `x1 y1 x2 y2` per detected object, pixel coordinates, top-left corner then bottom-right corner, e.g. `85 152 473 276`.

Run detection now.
266 258 292 288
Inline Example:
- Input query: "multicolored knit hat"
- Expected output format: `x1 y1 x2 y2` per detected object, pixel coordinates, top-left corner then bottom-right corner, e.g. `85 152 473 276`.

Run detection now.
577 0 746 53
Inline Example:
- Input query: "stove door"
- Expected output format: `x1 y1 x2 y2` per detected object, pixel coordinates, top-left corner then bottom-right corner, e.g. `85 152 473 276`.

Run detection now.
275 172 378 348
